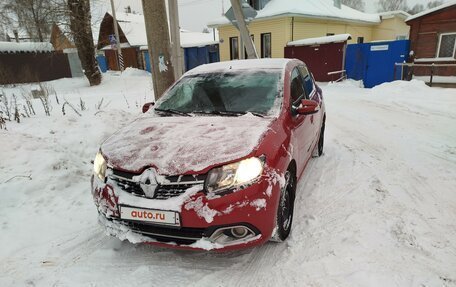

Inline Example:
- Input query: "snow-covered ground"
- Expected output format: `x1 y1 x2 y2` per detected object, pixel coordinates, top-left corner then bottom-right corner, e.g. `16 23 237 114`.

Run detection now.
1 72 455 287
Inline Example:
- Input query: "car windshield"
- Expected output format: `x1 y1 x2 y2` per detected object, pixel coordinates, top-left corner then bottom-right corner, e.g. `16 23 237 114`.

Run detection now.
155 70 282 116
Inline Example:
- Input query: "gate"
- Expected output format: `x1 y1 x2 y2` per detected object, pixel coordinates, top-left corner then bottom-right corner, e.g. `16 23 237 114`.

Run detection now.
345 40 410 88
66 52 84 77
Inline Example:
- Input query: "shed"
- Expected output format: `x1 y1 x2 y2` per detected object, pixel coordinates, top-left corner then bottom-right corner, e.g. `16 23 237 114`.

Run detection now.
284 34 351 82
97 12 219 72
405 1 456 83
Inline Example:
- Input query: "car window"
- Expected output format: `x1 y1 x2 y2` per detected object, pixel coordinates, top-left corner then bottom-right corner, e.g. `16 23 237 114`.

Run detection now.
298 66 314 99
156 71 282 116
290 68 305 105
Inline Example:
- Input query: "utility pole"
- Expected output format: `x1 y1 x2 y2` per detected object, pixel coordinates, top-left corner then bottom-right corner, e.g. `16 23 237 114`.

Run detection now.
110 0 124 71
168 0 184 79
230 0 257 59
142 0 175 100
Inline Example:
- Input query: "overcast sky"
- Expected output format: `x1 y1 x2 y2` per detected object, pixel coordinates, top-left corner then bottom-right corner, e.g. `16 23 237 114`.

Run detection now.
111 0 453 32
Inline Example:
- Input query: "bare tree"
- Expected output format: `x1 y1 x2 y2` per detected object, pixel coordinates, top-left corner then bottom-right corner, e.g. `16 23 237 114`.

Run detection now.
3 0 66 42
342 0 365 12
408 4 424 15
427 1 443 9
0 2 11 38
377 0 408 12
67 0 101 86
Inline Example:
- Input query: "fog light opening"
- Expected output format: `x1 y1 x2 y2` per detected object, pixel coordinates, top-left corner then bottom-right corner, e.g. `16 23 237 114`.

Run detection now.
231 226 249 238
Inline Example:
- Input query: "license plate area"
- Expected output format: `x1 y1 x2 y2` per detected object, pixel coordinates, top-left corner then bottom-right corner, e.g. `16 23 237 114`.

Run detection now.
119 206 181 227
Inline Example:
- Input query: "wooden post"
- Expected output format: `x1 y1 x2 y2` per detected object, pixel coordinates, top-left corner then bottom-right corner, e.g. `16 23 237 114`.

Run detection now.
394 63 397 81
142 0 175 100
110 0 124 71
168 0 183 79
430 63 434 87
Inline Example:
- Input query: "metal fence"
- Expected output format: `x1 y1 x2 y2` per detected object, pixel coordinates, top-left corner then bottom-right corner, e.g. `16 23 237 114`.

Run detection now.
394 63 456 87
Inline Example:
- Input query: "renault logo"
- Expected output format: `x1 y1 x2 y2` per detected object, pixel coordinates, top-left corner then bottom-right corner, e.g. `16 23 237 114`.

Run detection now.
139 169 158 198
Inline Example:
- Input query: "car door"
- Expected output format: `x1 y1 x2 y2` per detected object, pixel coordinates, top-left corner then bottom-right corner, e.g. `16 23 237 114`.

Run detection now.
289 67 314 175
298 66 321 153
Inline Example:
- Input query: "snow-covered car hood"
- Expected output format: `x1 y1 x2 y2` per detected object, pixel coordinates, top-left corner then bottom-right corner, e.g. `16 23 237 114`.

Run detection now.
101 114 274 175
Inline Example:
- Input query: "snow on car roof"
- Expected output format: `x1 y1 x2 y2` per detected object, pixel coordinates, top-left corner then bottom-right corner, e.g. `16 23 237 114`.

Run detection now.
186 59 293 75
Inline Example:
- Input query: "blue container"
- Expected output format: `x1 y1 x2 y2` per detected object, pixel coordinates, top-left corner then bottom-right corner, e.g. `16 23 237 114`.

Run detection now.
96 55 108 73
345 40 410 88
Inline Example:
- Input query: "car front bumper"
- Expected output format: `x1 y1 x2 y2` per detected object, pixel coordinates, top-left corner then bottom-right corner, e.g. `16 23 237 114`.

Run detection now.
91 173 282 251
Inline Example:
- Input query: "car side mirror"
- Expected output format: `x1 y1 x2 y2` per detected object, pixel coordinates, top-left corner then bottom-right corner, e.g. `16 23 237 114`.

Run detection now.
295 99 319 115
142 102 155 113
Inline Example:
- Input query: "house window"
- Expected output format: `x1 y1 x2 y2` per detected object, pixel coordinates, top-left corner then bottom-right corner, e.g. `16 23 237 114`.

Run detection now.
248 0 270 10
326 33 335 36
396 35 407 40
437 33 456 58
230 37 239 60
244 34 254 59
357 37 364 44
248 0 260 10
261 33 271 58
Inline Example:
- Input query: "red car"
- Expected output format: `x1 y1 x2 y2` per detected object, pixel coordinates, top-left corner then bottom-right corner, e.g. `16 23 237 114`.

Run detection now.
92 58 326 251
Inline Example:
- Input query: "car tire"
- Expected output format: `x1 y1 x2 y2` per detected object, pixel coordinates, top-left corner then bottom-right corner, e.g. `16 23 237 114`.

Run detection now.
312 117 325 157
271 169 295 242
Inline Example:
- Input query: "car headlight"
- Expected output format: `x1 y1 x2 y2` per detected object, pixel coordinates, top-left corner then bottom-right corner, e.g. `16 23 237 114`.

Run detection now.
93 151 107 181
205 157 264 194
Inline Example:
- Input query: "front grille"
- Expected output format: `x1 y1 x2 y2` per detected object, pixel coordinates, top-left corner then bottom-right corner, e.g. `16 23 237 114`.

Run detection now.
121 219 206 245
109 169 206 200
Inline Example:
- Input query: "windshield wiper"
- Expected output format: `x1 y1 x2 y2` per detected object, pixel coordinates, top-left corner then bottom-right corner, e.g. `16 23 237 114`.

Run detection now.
193 110 243 117
154 108 191 117
193 110 265 118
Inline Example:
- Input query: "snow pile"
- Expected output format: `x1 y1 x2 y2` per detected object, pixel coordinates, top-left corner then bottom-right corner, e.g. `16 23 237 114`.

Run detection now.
370 79 456 117
120 67 150 77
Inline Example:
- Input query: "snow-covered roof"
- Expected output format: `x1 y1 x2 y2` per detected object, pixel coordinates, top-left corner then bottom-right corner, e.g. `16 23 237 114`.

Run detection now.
0 42 54 53
109 12 219 48
379 10 411 20
180 30 218 48
186 58 292 75
287 34 351 46
406 0 456 22
208 0 380 27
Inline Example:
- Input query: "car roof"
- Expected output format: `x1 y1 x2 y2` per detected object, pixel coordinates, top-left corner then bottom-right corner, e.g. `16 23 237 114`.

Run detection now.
185 58 295 76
